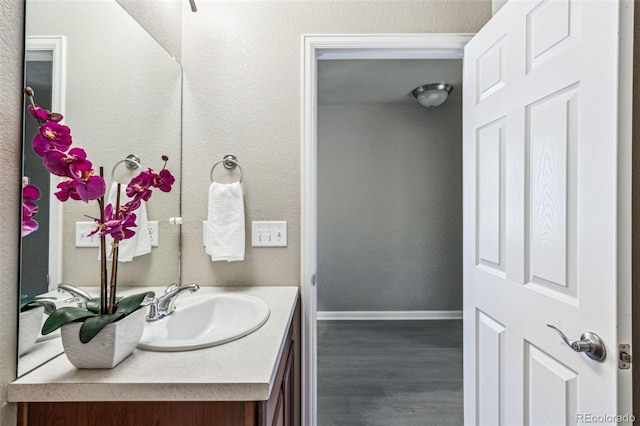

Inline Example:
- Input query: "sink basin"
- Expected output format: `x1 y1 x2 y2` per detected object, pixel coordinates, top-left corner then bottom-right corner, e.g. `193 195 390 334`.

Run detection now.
137 293 270 351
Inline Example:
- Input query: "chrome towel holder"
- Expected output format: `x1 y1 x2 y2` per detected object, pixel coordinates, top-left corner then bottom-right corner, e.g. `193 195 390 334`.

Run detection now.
111 154 142 184
210 154 243 183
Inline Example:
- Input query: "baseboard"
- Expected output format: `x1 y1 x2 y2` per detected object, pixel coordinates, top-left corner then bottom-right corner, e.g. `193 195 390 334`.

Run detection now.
316 310 463 320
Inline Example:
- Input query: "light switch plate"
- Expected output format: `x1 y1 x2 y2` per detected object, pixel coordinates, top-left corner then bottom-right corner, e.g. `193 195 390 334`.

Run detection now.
75 221 100 247
76 221 158 247
252 221 287 247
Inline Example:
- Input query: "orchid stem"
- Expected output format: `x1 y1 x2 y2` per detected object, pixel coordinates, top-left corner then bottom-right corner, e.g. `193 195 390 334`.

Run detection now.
99 167 107 316
108 243 118 314
108 183 122 314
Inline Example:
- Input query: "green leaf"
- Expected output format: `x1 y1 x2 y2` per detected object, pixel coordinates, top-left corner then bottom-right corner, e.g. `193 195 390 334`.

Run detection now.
85 298 102 314
115 291 155 315
79 314 123 343
41 307 97 335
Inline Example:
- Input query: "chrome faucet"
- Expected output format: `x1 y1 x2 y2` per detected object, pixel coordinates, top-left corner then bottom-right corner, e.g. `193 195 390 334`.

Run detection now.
57 283 92 307
147 283 200 321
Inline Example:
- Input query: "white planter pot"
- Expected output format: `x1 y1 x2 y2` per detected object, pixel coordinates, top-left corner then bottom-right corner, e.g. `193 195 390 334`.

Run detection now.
61 307 147 369
18 306 44 356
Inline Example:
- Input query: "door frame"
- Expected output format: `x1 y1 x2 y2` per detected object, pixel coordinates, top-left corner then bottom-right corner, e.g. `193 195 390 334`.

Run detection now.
617 0 634 417
25 35 66 290
300 33 473 426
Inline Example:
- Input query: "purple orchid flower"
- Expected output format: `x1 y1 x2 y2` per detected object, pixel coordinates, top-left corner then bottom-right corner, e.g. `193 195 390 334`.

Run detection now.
75 170 106 203
32 122 72 157
126 170 153 201
88 204 137 241
110 212 137 241
54 180 81 202
54 171 105 203
21 183 41 237
22 184 40 217
87 203 115 238
22 217 39 237
43 147 92 177
28 105 63 123
28 105 50 122
120 198 141 219
151 169 175 192
23 183 40 202
23 201 38 218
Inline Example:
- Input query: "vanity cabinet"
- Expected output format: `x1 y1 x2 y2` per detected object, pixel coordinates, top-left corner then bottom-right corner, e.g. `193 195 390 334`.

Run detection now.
17 300 300 426
264 343 294 426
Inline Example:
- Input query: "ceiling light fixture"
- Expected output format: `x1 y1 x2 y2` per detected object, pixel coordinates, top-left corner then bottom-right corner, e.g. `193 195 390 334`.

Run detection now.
411 83 453 108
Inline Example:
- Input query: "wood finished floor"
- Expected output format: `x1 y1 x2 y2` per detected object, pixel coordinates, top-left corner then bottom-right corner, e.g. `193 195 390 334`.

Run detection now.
317 320 463 426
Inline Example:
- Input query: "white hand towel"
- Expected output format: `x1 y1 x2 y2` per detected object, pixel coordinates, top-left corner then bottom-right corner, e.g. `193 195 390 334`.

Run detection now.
205 181 245 262
100 183 152 262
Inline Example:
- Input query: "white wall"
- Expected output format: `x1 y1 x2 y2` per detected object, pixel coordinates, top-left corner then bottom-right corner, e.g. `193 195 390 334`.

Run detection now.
317 103 462 311
27 0 183 288
116 0 182 61
180 0 492 287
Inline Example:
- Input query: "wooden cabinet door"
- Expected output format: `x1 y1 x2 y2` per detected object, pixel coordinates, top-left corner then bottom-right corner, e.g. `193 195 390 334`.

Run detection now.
282 346 294 426
272 389 285 426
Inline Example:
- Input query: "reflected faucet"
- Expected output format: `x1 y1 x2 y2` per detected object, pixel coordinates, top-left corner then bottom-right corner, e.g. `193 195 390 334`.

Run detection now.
147 283 200 321
57 283 92 306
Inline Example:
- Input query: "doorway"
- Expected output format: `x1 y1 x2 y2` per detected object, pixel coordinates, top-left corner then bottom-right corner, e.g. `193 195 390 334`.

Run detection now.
316 57 463 425
22 36 66 294
301 34 473 426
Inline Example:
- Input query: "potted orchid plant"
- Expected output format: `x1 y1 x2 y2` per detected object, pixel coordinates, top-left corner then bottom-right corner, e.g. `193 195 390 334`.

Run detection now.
22 87 174 367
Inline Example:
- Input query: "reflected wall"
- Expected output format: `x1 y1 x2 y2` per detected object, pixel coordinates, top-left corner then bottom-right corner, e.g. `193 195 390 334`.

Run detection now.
24 0 182 289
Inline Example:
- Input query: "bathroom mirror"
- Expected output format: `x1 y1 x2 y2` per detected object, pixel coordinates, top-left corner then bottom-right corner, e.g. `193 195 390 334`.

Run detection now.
18 0 182 376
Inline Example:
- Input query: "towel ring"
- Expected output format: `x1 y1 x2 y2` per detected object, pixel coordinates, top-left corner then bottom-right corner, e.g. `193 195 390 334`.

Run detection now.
111 154 142 184
210 155 243 183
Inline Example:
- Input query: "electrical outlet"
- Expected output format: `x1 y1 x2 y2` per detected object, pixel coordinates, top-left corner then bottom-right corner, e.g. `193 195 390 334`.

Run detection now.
147 221 159 247
75 221 100 247
252 221 287 247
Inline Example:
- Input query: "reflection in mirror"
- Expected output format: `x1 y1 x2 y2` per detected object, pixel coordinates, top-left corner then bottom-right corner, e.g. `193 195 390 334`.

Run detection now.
19 0 182 377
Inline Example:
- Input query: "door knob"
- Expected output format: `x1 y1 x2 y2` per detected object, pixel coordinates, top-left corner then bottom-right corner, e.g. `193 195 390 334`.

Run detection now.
547 324 606 361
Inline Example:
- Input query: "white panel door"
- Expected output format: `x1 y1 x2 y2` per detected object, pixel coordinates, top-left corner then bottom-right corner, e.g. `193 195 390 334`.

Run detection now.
463 0 632 425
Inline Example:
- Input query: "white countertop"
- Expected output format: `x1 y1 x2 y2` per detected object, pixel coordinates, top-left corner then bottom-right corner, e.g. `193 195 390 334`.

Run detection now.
9 286 299 402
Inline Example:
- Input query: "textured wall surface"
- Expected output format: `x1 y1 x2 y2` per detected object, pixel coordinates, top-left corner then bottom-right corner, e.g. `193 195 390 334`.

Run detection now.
116 0 182 61
180 0 491 287
317 104 462 311
632 1 639 417
0 0 23 423
27 0 182 288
